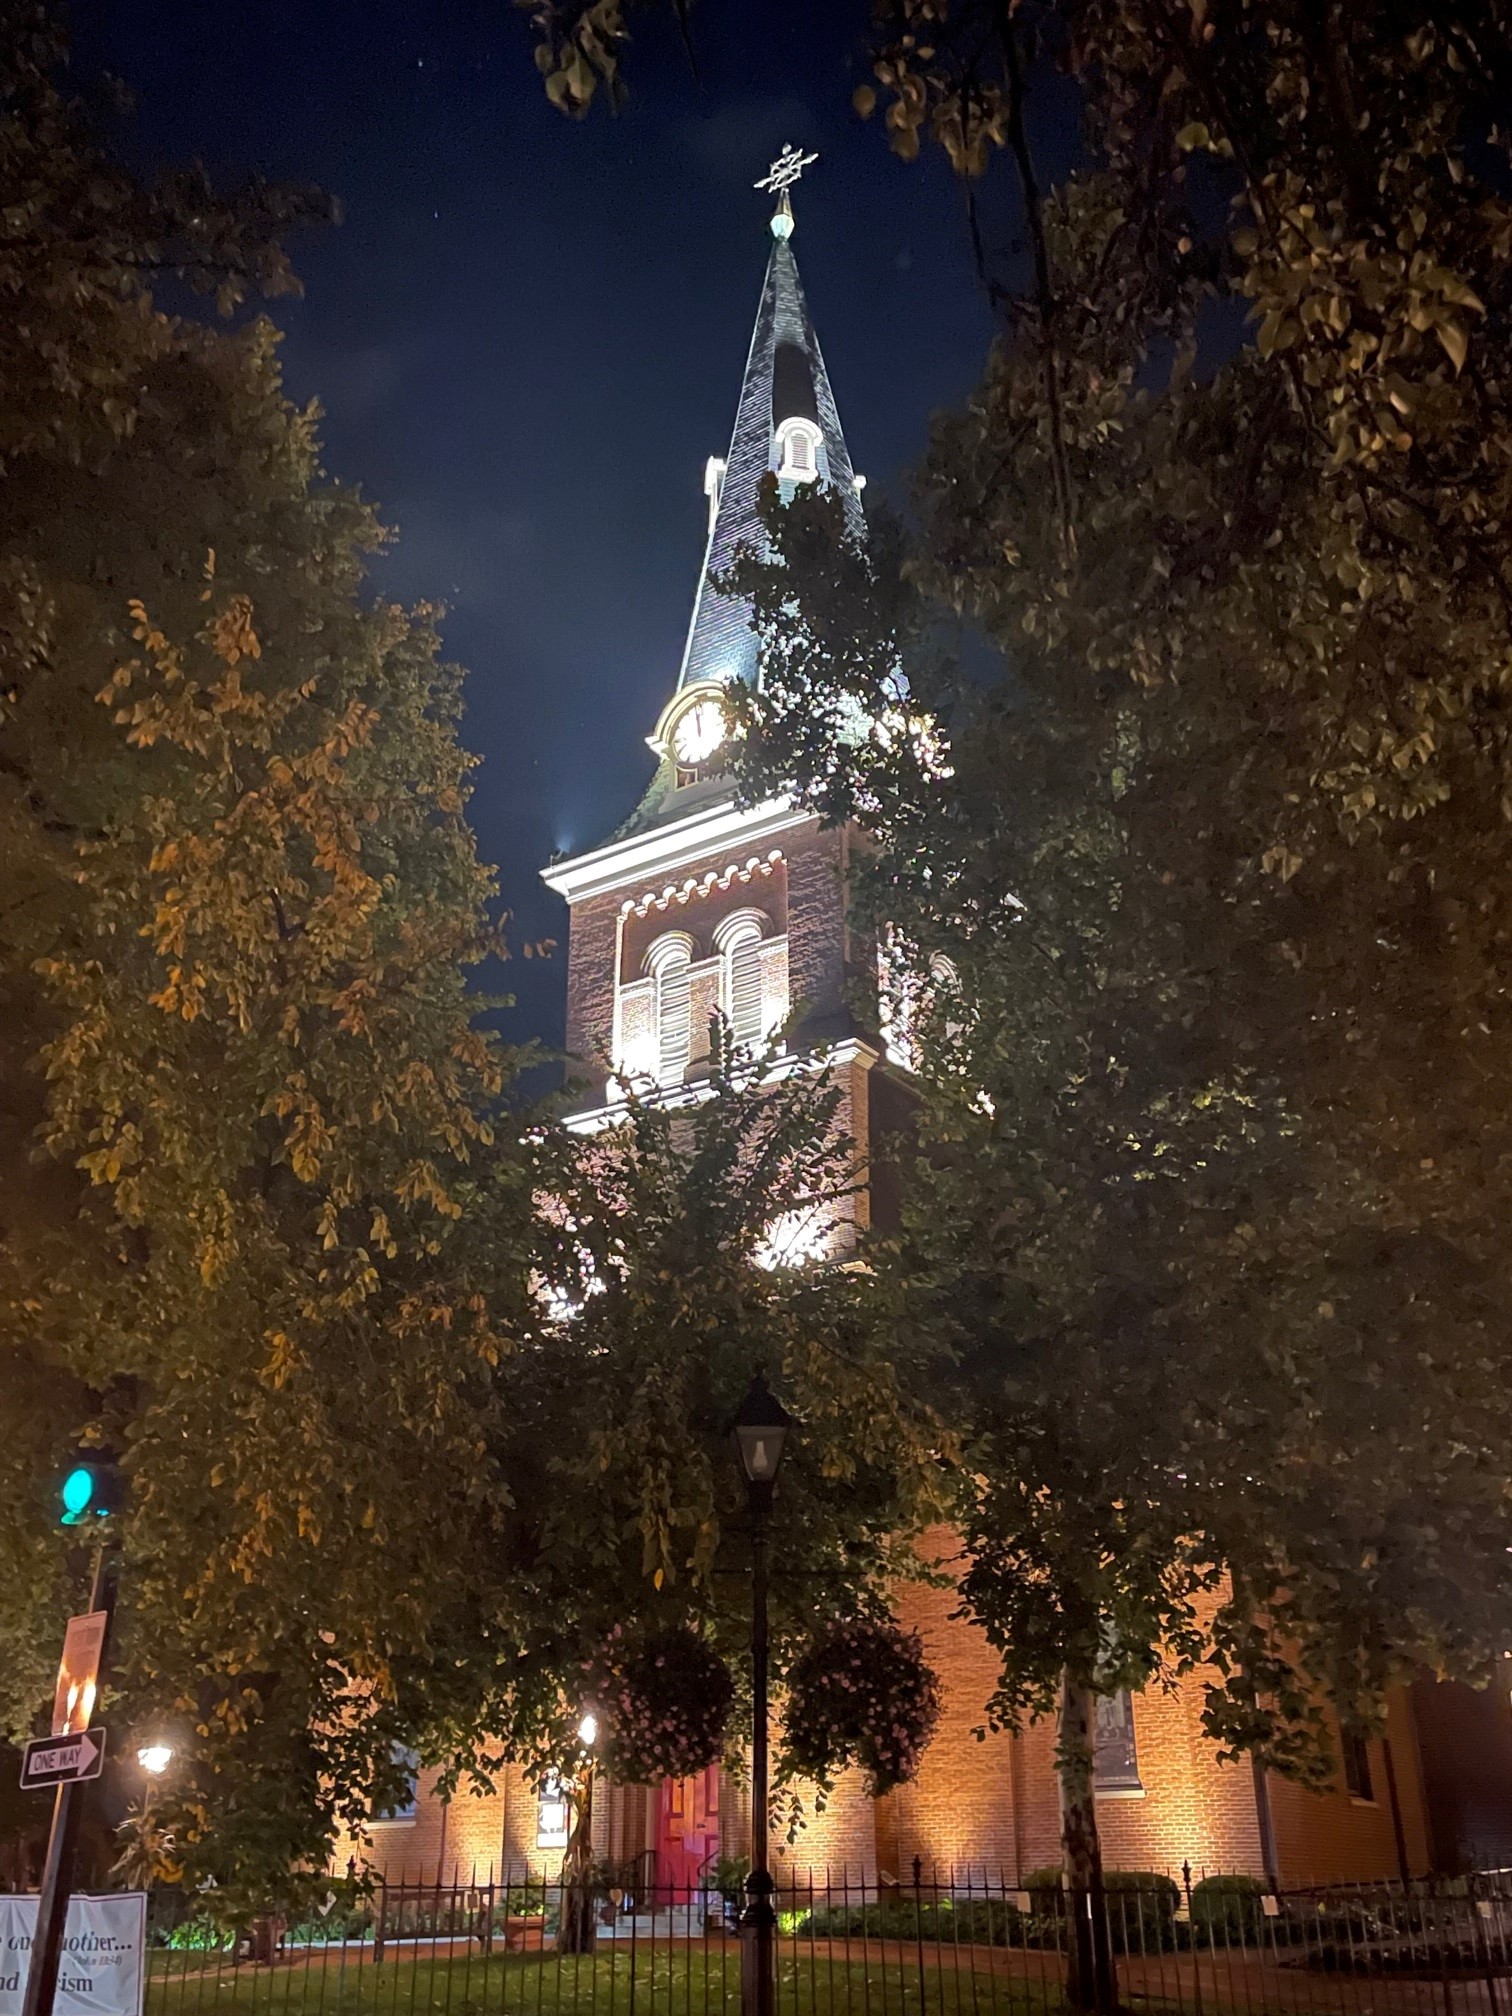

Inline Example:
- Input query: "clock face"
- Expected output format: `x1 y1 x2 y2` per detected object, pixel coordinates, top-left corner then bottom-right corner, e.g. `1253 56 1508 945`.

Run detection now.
671 697 725 767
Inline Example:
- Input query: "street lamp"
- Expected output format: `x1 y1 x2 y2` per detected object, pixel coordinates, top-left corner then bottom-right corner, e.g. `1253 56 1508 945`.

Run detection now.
137 1742 174 1777
731 1373 796 2016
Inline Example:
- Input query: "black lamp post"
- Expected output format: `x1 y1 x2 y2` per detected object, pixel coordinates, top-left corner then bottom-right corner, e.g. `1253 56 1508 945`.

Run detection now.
731 1373 796 2016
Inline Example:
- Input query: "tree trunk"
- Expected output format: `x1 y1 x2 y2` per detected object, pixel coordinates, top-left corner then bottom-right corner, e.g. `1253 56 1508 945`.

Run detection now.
555 1770 598 1954
1057 1670 1117 2014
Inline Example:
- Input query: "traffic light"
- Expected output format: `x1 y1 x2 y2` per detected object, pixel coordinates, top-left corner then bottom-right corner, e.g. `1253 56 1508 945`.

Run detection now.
58 1454 122 1527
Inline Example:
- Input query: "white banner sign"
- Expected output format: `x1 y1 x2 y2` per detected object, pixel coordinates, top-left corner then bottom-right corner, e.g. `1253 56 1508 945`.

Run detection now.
0 1893 147 2016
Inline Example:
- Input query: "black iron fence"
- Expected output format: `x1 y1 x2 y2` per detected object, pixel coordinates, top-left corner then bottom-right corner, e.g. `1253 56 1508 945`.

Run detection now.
125 1866 1512 2016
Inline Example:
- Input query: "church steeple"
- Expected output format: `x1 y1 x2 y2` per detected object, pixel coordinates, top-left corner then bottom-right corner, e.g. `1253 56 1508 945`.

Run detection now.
542 156 877 1130
673 156 864 698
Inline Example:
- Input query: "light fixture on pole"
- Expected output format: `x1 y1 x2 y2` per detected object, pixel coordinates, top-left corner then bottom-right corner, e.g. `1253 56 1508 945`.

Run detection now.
136 1742 173 1777
731 1373 796 2016
732 1375 793 1495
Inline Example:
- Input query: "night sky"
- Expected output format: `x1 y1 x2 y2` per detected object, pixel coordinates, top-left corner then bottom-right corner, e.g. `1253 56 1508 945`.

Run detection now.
71 1 1017 1053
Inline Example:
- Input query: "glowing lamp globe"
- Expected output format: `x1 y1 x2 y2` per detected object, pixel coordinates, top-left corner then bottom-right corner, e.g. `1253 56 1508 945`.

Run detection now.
731 1374 796 1488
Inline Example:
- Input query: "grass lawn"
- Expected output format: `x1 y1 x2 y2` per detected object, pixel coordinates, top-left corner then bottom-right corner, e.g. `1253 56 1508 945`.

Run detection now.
145 1943 1069 2016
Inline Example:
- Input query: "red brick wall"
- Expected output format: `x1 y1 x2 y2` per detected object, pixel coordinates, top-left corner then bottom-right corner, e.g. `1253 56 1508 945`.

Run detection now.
336 1765 509 1886
1412 1672 1512 1873
337 1668 1433 1897
883 1530 1433 1891
619 863 789 980
772 1769 880 1889
887 1536 1265 1885
1266 1689 1431 1884
564 890 621 1085
784 827 849 1036
889 1537 1021 1883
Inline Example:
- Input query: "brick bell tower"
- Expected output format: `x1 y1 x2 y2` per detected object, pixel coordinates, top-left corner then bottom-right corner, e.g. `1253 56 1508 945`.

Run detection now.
541 159 886 1194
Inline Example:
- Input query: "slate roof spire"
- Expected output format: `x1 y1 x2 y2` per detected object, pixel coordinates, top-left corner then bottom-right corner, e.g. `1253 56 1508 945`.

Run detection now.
675 159 864 695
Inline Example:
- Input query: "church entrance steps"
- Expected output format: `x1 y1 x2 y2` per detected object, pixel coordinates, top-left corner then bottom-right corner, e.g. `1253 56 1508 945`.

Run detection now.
598 1901 719 1940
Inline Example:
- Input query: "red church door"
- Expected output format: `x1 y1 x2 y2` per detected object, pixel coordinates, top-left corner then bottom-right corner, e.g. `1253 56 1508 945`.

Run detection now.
655 1765 720 1899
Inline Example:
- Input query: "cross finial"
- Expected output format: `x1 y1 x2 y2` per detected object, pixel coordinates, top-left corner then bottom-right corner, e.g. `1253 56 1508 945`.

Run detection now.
756 144 818 196
755 144 818 240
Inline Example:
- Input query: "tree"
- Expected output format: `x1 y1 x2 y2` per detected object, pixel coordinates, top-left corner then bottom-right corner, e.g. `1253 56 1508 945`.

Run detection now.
466 1033 951 1845
723 468 1512 2007
0 15 955 1906
0 6 536 1905
869 10 1512 1900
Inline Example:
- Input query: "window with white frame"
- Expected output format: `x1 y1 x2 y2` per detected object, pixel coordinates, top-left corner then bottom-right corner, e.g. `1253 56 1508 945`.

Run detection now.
880 939 964 1072
1092 1691 1141 1792
613 907 789 1093
775 417 822 484
371 1744 420 1826
646 933 693 1088
536 1772 571 1848
714 910 769 1050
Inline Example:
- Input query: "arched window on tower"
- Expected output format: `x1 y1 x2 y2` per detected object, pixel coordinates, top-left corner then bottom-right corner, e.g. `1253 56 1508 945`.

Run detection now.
645 933 694 1088
879 938 965 1071
927 952 963 1039
714 910 770 1051
775 417 823 485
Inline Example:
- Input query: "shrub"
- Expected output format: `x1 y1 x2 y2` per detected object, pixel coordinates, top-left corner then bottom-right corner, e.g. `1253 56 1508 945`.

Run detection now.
285 1903 375 1945
1190 1874 1268 1947
159 1920 231 1952
709 1855 751 1904
1022 1867 1181 1952
792 1897 1029 1948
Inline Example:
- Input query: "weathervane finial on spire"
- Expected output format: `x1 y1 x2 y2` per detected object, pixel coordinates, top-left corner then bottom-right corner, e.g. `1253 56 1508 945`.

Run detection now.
755 144 818 240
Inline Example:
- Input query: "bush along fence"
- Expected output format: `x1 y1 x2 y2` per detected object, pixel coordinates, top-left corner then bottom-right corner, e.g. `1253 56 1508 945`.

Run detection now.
129 1863 1512 2016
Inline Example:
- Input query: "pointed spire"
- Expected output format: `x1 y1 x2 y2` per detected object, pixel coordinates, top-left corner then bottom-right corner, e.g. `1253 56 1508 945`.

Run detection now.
675 156 862 695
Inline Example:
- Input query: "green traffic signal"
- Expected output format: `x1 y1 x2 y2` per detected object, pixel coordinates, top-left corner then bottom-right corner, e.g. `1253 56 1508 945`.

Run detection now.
59 1456 121 1526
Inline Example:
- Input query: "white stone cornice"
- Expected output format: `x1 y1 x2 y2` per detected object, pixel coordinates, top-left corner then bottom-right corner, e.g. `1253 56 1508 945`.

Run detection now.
541 796 817 905
558 1037 880 1135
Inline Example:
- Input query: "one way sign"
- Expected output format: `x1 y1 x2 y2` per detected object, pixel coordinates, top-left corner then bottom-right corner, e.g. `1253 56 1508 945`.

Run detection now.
20 1727 106 1789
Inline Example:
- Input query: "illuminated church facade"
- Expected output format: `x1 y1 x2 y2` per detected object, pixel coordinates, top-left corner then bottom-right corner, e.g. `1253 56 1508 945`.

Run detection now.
351 172 1510 1898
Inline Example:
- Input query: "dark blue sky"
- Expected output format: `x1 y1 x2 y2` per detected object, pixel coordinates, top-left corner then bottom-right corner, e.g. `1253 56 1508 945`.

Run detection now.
73 0 1007 1050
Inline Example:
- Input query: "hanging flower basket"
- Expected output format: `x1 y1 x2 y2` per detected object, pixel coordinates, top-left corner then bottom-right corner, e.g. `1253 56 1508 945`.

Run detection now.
779 1620 941 1797
585 1625 734 1784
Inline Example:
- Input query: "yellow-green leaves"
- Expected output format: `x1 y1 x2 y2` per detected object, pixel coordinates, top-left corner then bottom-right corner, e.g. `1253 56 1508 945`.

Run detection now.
0 43 532 1902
